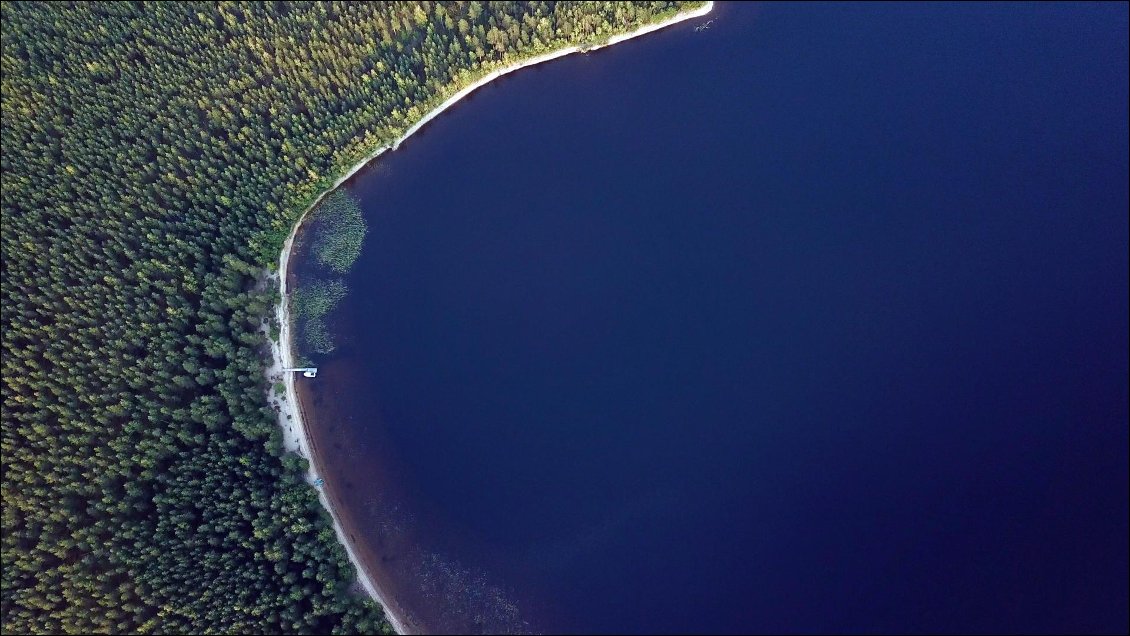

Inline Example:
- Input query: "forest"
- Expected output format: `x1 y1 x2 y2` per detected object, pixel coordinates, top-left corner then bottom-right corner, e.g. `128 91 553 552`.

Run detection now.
1 1 701 633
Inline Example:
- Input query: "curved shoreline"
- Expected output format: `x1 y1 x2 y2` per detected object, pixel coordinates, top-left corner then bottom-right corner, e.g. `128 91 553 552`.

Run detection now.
265 3 713 633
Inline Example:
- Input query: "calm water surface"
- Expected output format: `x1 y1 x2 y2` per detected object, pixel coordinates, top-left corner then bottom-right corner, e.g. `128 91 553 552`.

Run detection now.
294 3 1129 633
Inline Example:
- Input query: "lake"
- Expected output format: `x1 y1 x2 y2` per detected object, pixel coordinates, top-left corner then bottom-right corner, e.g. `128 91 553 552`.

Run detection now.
291 2 1129 633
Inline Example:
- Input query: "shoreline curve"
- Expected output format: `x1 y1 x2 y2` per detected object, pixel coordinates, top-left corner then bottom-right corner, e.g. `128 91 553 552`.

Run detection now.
264 3 713 634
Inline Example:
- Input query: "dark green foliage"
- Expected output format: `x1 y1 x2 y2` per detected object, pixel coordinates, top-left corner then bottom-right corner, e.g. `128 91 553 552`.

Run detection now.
311 191 367 274
0 1 702 634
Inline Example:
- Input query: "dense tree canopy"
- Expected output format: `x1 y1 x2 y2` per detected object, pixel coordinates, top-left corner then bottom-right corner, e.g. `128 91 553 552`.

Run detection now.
1 1 700 633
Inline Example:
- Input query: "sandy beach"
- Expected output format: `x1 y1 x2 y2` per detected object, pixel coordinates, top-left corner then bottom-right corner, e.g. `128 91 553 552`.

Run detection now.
264 3 713 633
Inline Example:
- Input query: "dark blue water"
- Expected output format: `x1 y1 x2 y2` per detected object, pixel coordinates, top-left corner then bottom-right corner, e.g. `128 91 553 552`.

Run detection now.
306 3 1129 633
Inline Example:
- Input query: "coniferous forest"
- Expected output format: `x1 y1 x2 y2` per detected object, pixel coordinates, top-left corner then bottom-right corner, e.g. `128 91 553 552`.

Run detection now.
1 2 701 633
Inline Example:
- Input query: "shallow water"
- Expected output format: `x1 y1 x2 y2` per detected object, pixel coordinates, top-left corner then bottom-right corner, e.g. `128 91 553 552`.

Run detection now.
293 3 1129 633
